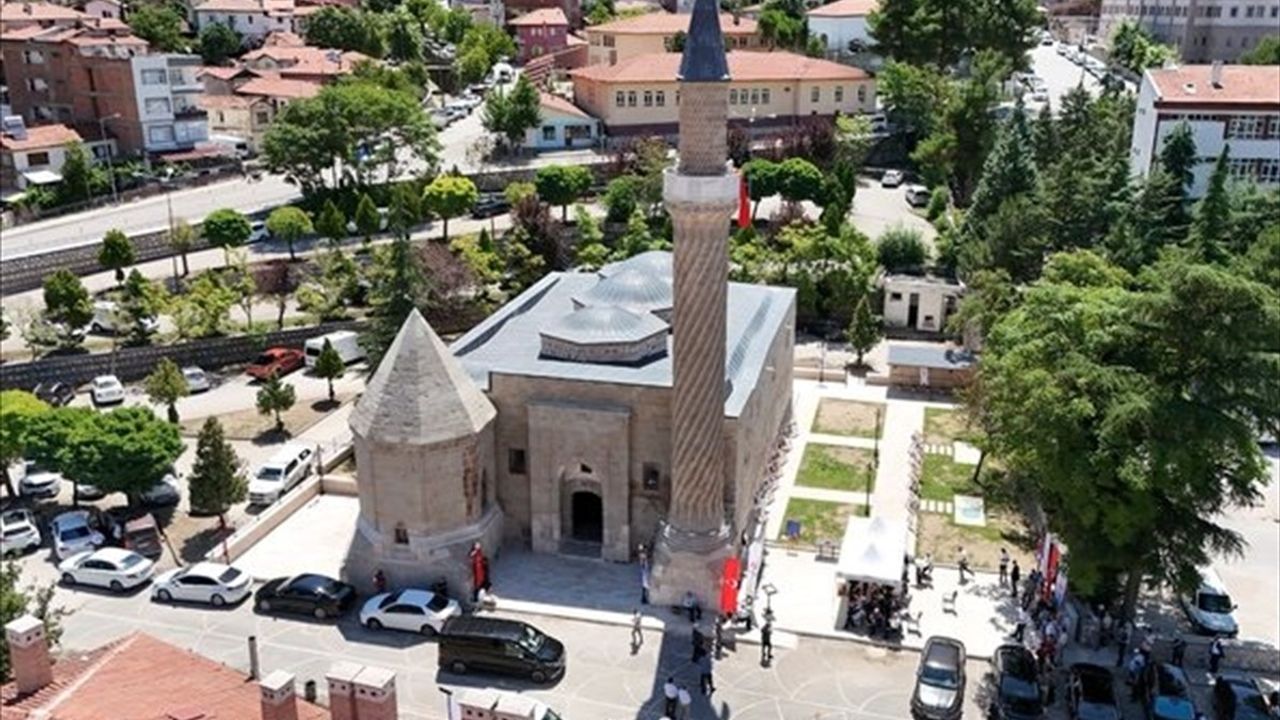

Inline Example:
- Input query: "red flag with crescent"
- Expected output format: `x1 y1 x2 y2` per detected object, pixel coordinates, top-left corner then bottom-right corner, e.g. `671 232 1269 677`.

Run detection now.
720 556 741 614
737 173 751 229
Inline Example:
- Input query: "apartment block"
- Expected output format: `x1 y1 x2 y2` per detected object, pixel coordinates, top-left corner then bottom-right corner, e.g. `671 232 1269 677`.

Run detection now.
193 0 305 45
585 12 761 65
1097 0 1280 62
1130 63 1280 197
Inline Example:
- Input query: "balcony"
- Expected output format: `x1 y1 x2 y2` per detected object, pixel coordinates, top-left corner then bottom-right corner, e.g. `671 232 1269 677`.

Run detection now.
173 106 207 120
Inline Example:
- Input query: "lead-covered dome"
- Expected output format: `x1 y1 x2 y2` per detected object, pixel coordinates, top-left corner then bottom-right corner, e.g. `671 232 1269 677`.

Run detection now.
572 268 673 319
540 306 668 364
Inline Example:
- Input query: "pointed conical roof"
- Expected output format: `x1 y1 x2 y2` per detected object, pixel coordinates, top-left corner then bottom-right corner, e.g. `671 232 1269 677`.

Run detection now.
350 309 495 446
678 0 729 82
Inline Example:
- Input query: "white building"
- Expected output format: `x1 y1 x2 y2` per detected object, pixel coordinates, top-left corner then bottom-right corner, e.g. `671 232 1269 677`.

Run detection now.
83 0 123 21
1130 63 1280 198
192 0 299 44
525 92 599 151
131 54 210 153
880 274 963 334
806 0 877 55
0 120 80 193
1097 0 1280 63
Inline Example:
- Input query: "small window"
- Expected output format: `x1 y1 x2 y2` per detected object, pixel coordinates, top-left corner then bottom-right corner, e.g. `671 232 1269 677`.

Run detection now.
579 462 592 474
255 111 270 125
889 292 903 301
857 85 866 103
643 90 653 107
811 86 820 102
542 125 556 141
627 91 637 107
642 463 660 490
750 88 759 104
26 151 51 166
761 89 770 104
835 86 844 102
729 89 738 105
394 524 409 544
615 91 625 107
508 448 527 474
141 68 166 85
655 91 665 107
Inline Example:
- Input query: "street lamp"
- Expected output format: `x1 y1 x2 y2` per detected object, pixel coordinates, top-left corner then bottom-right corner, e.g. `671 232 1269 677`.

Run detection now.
97 113 121 204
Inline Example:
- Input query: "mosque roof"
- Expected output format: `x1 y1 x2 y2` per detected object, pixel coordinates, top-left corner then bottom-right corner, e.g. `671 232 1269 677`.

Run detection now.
598 250 673 280
542 305 669 344
351 308 495 445
571 267 673 315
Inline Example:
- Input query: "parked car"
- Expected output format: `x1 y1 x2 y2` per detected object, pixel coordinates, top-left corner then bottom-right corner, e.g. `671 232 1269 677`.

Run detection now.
1 509 42 557
153 562 253 607
911 636 966 720
90 374 125 405
118 513 163 559
1068 663 1121 720
33 381 75 406
76 482 107 501
89 300 158 335
1180 567 1239 637
249 220 269 243
254 573 356 620
471 194 512 219
245 347 305 380
906 184 932 207
360 588 460 636
1212 672 1271 720
59 547 154 592
140 472 181 507
882 169 906 187
50 510 106 559
1142 662 1198 720
248 443 315 506
990 643 1044 719
183 366 211 393
439 616 566 684
304 330 365 369
19 463 62 498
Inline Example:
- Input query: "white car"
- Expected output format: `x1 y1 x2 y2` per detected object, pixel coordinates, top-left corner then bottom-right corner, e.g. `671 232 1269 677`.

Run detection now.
1 509 42 556
19 463 62 498
90 375 125 405
50 510 104 559
248 443 315 506
249 220 269 243
152 562 252 607
881 169 905 187
183 366 211 393
359 588 460 636
59 547 154 592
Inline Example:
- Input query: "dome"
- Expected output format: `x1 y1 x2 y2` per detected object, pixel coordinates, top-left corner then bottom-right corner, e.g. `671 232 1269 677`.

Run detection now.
598 250 673 281
572 268 673 316
540 306 669 365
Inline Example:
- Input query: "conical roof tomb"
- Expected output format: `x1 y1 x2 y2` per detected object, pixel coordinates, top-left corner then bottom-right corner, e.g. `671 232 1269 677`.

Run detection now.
678 0 730 82
350 308 496 446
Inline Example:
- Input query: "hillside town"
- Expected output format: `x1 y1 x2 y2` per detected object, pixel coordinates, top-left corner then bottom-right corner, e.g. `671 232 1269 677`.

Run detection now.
0 0 1278 717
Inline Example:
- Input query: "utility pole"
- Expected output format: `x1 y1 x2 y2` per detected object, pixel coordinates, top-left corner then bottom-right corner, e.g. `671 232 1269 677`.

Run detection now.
98 114 121 204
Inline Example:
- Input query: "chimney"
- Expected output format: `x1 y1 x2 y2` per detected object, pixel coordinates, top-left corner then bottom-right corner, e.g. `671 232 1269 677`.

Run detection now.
352 666 397 720
1210 61 1223 88
5 615 53 696
260 670 299 720
325 662 362 720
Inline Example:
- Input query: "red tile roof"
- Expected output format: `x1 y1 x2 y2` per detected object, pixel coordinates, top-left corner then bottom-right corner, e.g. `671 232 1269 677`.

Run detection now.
194 0 296 15
1 634 329 720
1147 65 1280 107
511 7 569 25
236 76 323 98
0 2 86 25
241 46 367 75
262 29 306 46
807 0 878 17
571 50 870 83
0 123 83 151
540 91 591 118
588 11 757 35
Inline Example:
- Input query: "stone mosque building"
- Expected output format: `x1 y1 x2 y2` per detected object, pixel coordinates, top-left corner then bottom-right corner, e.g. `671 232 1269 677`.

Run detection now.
346 0 794 606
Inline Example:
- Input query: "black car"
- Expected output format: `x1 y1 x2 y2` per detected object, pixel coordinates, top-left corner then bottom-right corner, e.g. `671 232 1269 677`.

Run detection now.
1142 662 1198 720
1068 663 1121 720
912 636 966 720
471 194 511 219
991 643 1044 719
438 616 565 684
254 574 356 620
33 381 75 407
1213 673 1272 720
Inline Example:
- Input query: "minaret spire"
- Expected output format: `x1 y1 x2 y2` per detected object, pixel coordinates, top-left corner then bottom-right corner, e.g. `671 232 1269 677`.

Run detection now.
678 0 729 83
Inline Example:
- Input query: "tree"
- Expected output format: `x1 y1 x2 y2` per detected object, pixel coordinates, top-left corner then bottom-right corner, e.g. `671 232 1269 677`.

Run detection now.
966 100 1038 229
297 249 359 321
198 22 242 65
603 175 642 223
42 270 93 349
127 3 187 52
1158 122 1197 197
1187 148 1232 264
573 205 609 269
364 236 429 366
266 205 313 261
29 406 183 502
202 208 251 267
845 294 882 366
304 6 386 57
422 174 479 242
172 272 236 338
1 561 68 682
869 0 1038 69
315 199 348 246
877 225 928 272
742 159 781 220
535 165 593 221
145 358 189 423
57 142 97 205
0 391 49 498
482 75 541 151
615 208 658 259
256 374 297 433
776 157 826 205
313 340 346 402
386 6 424 63
1240 34 1280 64
98 229 136 284
255 259 299 330
187 417 247 517
169 219 197 276
387 182 422 235
119 269 167 344
457 45 490 86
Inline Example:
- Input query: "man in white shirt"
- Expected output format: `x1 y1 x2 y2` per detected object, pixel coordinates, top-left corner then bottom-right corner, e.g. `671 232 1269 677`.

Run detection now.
663 676 678 717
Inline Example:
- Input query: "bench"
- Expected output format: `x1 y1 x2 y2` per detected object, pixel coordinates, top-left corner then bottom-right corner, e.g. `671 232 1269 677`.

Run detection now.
942 591 958 615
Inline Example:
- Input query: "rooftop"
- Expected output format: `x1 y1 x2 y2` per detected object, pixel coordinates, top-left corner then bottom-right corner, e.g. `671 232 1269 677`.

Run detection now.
571 50 871 83
539 91 592 119
194 0 297 15
887 343 976 370
0 123 82 152
510 7 568 25
1147 64 1280 107
0 2 85 24
806 0 878 17
241 45 368 75
234 75 323 99
587 11 757 35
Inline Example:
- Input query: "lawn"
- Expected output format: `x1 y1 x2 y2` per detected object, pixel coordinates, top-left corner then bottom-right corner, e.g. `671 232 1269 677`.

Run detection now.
795 445 875 492
917 511 1034 570
778 498 869 546
813 399 885 438
918 454 982 501
923 407 973 446
179 394 352 441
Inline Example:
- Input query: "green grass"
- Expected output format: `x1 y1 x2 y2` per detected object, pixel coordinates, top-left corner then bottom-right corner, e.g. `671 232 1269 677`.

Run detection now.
778 498 869 546
795 445 875 492
919 454 980 501
812 399 885 438
923 407 973 446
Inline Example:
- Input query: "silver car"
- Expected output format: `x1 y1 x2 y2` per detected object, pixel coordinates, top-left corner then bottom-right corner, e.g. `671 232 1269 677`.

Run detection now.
183 366 211 393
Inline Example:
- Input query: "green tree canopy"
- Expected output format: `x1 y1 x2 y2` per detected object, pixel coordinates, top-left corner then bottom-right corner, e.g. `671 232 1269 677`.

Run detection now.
127 3 187 52
422 174 479 242
603 175 643 223
202 208 251 266
57 142 99 205
172 271 236 339
535 165 593 221
364 237 429 365
869 0 1039 69
145 358 189 423
42 270 93 347
876 225 929 273
1187 148 1233 264
315 199 348 246
776 157 825 204
0 390 50 497
255 374 297 433
481 75 541 152
198 22 242 65
266 205 313 261
1240 34 1280 64
743 159 782 219
845 295 882 366
313 340 346 402
304 6 386 57
187 418 247 516
28 406 184 502
386 6 425 62
98 229 136 283
120 269 167 344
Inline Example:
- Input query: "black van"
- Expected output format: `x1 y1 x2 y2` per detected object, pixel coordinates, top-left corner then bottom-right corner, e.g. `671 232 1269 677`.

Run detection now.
438 617 566 683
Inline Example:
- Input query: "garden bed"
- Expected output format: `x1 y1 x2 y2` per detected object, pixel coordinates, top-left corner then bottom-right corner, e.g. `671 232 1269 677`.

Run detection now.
777 498 869 546
919 454 982 501
795 444 875 492
917 511 1034 571
923 406 973 446
813 398 884 438
179 393 352 440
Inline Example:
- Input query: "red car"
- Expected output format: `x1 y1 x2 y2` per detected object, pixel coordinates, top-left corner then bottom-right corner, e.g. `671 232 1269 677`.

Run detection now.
246 347 304 380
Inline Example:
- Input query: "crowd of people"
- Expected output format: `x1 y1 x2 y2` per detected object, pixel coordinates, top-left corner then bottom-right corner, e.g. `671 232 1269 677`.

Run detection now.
841 580 908 639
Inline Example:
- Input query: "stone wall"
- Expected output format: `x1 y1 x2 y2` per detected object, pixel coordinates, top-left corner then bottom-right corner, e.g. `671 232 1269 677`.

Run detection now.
1 226 215 296
886 364 974 390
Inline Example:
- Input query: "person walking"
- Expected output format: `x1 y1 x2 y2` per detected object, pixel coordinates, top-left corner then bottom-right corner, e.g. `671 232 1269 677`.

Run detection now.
957 547 973 584
1114 620 1131 668
1013 605 1029 643
1209 636 1225 674
714 614 725 659
663 676 678 717
677 685 692 720
760 619 774 665
698 650 715 695
631 609 644 652
1009 560 1021 600
692 626 706 662
639 544 651 605
1172 636 1187 667
998 548 1010 585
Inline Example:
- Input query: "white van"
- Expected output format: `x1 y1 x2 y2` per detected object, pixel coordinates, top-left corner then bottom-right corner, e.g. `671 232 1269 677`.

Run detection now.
305 330 366 368
247 443 315 506
90 300 158 334
1180 567 1239 637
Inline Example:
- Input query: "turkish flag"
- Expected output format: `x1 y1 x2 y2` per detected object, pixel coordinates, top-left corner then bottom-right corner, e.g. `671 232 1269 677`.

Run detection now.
720 556 741 615
737 173 751 229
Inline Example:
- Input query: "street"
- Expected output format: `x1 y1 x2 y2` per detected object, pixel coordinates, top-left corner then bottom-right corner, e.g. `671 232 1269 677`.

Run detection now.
1026 42 1107 112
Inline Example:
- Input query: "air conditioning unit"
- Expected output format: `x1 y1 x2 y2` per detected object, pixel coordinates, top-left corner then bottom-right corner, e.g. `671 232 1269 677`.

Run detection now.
1 114 27 140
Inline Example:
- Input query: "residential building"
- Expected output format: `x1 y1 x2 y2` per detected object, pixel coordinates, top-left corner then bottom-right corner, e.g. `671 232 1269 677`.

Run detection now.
886 343 975 390
240 42 368 82
201 92 274 151
585 12 760 65
0 2 86 33
1097 0 1280 62
1130 63 1280 197
192 0 302 45
570 50 875 137
0 119 80 193
880 273 963 334
806 0 877 54
453 0 504 26
504 0 580 28
83 0 123 22
511 7 569 62
525 91 599 149
130 53 209 154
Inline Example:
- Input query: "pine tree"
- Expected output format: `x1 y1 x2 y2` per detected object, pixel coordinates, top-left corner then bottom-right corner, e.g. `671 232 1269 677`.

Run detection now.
1031 102 1058 170
845 294 882 366
315 199 347 247
355 193 382 248
255 374 296 433
1187 148 1233 265
99 229 136 284
145 358 188 423
967 100 1038 229
312 340 346 402
1158 122 1197 197
364 237 428 366
188 417 247 516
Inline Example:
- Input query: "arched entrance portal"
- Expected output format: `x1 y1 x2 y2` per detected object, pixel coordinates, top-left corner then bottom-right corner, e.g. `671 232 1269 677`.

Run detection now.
570 490 603 543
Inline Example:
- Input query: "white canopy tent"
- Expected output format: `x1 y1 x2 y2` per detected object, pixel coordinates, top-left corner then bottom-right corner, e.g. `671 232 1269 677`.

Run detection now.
836 516 908 586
